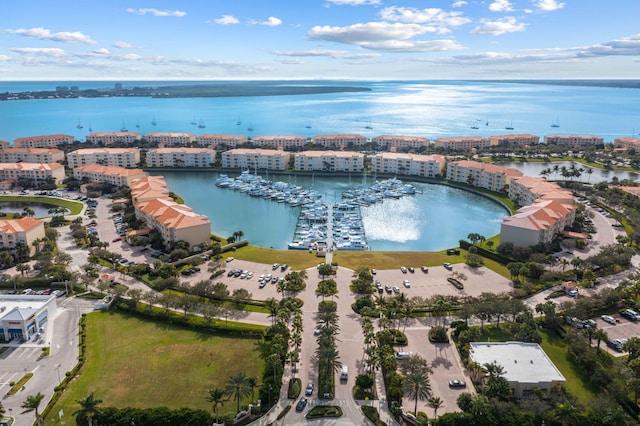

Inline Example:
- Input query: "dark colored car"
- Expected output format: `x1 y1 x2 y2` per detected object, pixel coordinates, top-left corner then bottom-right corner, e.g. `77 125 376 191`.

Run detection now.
305 383 314 396
295 397 308 412
449 379 466 388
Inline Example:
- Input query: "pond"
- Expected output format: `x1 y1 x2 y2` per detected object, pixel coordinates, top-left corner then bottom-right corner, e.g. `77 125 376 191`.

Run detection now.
0 201 69 218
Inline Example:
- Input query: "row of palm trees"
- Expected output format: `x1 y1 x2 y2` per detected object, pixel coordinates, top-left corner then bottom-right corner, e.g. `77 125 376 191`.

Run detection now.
539 163 594 182
315 301 342 397
20 391 103 426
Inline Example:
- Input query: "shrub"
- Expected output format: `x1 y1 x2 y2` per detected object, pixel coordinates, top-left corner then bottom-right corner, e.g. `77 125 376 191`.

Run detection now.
447 277 464 289
305 405 343 419
428 326 450 343
361 405 385 426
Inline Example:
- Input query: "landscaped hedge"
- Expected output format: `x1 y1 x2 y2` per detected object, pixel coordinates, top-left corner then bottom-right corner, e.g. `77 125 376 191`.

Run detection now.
447 277 464 290
362 405 385 426
288 378 301 399
428 326 450 343
459 239 512 265
305 405 343 419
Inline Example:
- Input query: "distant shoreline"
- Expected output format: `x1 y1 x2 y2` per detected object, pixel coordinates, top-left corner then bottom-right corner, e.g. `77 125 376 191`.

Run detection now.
477 79 640 89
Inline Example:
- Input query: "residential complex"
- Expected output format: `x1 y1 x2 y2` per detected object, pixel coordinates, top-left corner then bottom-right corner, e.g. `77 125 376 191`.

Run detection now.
371 135 430 151
67 148 140 168
446 160 522 192
0 140 10 150
196 134 248 148
13 134 74 149
252 136 307 150
85 132 141 145
371 152 445 177
130 176 170 203
489 134 540 147
311 134 366 149
222 148 289 171
0 163 65 184
509 176 574 206
294 151 364 172
469 342 566 398
73 164 146 187
500 199 576 246
0 217 46 255
146 148 216 168
544 134 604 146
144 132 196 147
435 136 491 151
0 148 64 164
614 137 640 150
134 197 211 249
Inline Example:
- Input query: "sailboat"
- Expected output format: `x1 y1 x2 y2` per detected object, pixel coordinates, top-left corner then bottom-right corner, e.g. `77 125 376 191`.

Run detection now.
76 118 83 129
485 116 489 126
88 121 92 132
151 116 157 126
305 122 312 129
198 120 206 129
551 117 560 128
121 120 128 132
135 120 140 128
505 120 514 130
470 119 480 130
364 120 373 130
236 118 242 126
191 117 197 125
247 123 254 132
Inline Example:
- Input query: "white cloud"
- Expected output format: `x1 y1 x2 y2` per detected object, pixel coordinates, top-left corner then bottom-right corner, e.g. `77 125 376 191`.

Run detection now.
112 41 134 49
262 17 282 27
4 27 96 44
470 17 526 36
359 39 464 52
92 48 111 56
534 0 566 11
309 22 436 44
212 15 239 25
0 55 10 61
379 6 471 29
276 58 304 64
11 47 66 57
126 8 186 17
325 0 382 5
576 34 640 57
452 1 467 7
272 49 381 59
489 0 514 12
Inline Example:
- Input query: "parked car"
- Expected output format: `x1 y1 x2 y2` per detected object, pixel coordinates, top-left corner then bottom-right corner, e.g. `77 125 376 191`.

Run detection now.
403 280 411 288
408 266 415 273
272 263 279 270
305 383 314 396
607 339 624 352
620 309 640 321
295 397 308 412
400 266 408 273
370 269 377 275
601 315 617 325
449 379 466 388
393 286 400 294
280 264 288 272
583 319 597 328
385 285 392 294
420 266 429 273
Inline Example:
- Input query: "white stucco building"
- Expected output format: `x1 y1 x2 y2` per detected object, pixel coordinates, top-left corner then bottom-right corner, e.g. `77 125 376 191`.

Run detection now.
0 295 57 341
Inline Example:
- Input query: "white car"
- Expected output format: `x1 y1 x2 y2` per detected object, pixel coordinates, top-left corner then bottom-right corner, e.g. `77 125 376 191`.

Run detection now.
403 280 411 288
601 315 617 325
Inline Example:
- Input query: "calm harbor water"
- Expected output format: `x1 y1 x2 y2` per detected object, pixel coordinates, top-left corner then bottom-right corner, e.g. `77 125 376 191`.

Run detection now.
151 171 507 251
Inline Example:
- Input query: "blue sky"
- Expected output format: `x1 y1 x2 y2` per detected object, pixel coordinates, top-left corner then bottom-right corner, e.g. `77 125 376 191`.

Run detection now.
1 0 639 80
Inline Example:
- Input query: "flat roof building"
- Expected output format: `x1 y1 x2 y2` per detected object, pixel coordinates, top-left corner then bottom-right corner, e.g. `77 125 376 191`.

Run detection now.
67 148 140 168
197 134 248 149
85 132 141 145
311 134 366 149
435 136 491 151
544 134 603 146
294 150 364 172
371 152 445 177
371 135 430 150
146 147 215 168
469 342 565 398
144 132 197 147
489 134 540 147
0 148 64 164
222 148 289 171
0 295 57 341
252 135 307 150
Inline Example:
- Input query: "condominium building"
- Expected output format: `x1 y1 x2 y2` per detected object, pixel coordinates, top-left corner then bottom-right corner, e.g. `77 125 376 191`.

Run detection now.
614 137 640 150
0 148 64 164
144 132 197 147
434 136 491 151
294 151 364 172
85 132 141 145
0 141 10 150
501 199 576 246
73 164 146 187
222 148 289 170
146 148 216 168
0 217 46 255
67 148 140 168
0 163 65 184
489 134 540 147
446 160 522 192
252 136 307 150
509 176 574 206
371 153 446 177
371 135 430 151
544 134 604 146
130 176 170 204
196 134 248 148
13 134 74 149
135 198 211 249
311 134 366 149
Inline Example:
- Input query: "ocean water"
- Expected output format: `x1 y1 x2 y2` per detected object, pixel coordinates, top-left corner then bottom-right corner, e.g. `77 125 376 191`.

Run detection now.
1 80 639 143
3 80 639 250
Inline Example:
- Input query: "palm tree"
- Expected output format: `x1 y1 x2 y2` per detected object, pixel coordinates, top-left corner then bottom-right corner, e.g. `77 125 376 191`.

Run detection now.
21 392 45 426
427 395 443 422
225 372 252 413
206 387 227 424
593 328 608 353
403 371 432 416
247 376 258 404
554 402 578 426
73 392 103 426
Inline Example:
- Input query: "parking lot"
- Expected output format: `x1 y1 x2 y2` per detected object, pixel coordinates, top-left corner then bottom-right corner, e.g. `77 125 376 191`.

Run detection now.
595 314 640 356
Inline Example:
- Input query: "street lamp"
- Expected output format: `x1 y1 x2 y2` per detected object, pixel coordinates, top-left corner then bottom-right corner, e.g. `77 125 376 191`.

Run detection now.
55 364 62 385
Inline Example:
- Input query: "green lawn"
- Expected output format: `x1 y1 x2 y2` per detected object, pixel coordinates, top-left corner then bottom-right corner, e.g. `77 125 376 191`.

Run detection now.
48 311 264 424
224 245 321 271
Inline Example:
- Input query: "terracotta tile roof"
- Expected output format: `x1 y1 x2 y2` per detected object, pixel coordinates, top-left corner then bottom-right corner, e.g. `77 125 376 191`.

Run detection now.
149 147 215 154
502 200 575 231
76 164 145 177
0 217 43 233
137 198 210 229
451 160 523 176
